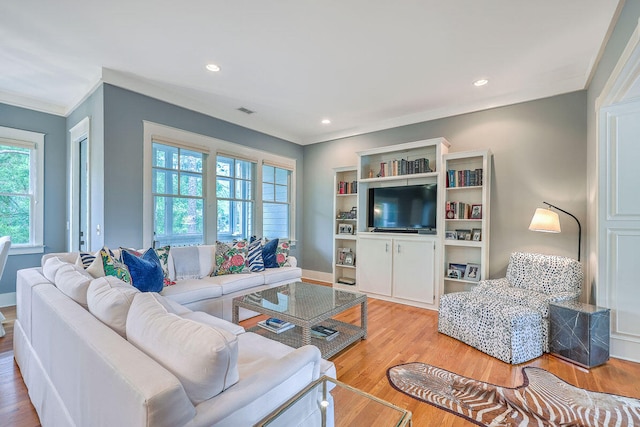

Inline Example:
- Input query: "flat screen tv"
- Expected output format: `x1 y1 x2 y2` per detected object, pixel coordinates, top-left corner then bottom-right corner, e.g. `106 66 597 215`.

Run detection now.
367 184 437 232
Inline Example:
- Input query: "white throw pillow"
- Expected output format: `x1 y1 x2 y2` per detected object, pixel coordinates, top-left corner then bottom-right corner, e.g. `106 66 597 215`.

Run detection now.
87 276 140 337
126 293 239 404
53 263 94 307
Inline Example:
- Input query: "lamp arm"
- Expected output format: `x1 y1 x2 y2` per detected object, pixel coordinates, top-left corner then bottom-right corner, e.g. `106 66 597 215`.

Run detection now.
543 201 582 261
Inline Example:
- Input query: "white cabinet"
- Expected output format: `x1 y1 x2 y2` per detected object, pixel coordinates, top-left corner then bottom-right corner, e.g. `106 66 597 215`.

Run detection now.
357 234 436 305
393 238 435 303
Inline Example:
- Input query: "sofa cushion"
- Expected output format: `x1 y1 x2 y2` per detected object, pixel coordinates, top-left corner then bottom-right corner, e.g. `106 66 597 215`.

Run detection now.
54 263 94 307
262 238 279 268
181 311 245 336
160 278 223 305
87 276 140 337
126 293 239 405
42 256 69 283
122 248 164 292
213 273 265 295
261 266 303 285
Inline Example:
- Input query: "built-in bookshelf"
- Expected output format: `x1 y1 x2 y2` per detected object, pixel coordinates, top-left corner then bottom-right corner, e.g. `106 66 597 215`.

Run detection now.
333 167 358 290
441 150 492 294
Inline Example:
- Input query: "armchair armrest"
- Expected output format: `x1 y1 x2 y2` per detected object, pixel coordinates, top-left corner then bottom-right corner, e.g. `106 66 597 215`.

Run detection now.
471 277 510 293
548 291 580 303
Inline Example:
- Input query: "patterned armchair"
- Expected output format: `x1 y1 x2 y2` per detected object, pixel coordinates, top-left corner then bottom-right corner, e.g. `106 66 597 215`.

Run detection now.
438 252 583 364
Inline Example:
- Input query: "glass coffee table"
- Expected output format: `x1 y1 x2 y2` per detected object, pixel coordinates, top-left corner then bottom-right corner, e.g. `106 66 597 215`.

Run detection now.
232 282 367 359
255 375 412 426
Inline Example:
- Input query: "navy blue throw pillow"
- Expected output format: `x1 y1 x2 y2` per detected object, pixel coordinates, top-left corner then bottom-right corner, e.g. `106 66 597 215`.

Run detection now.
262 238 279 269
122 248 164 292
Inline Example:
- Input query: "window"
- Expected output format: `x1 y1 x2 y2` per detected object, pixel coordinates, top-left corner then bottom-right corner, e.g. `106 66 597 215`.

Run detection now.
262 164 291 239
216 156 254 241
143 122 296 247
0 126 44 254
152 142 205 246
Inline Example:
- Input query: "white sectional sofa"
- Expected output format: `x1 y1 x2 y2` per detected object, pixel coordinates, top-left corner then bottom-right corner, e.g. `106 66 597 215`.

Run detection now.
14 249 335 426
43 244 302 321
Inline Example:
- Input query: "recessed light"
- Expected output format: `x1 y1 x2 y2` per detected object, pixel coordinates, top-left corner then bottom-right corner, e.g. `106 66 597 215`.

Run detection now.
321 118 331 125
206 64 221 72
473 79 488 87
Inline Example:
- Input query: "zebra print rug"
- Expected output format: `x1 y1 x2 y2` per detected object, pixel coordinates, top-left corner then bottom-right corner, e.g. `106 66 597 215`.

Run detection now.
387 362 640 426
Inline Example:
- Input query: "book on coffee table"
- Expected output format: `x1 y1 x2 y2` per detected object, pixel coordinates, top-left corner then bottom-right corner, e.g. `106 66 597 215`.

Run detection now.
257 318 294 334
311 325 340 341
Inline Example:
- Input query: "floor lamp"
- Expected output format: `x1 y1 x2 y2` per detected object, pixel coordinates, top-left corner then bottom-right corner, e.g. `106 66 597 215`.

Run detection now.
528 201 582 261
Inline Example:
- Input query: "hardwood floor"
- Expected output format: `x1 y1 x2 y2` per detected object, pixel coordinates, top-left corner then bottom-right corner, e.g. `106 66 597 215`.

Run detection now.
2 298 640 426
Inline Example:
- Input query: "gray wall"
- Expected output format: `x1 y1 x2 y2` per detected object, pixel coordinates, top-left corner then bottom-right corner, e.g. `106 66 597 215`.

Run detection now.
303 91 587 280
586 1 640 302
101 84 305 259
67 86 105 252
0 103 67 296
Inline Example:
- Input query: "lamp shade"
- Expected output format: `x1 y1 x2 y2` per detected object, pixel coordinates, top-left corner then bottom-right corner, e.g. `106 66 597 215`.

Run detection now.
529 208 561 233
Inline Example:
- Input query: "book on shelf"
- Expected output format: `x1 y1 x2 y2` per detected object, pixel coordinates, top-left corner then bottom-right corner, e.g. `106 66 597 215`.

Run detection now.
257 318 294 334
376 158 432 178
446 168 483 188
337 180 357 194
311 325 340 341
446 201 481 219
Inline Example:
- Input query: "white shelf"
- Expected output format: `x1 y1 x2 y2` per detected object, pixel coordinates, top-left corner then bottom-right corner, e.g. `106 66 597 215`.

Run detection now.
335 264 356 269
441 149 492 295
359 171 438 184
335 234 357 240
333 166 359 288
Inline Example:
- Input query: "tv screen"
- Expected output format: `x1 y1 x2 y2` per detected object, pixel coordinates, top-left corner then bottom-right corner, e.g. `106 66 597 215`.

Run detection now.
368 184 437 231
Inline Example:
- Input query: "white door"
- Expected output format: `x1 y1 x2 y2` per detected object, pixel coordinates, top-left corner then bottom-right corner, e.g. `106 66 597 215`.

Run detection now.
357 235 393 296
393 238 435 303
599 101 640 361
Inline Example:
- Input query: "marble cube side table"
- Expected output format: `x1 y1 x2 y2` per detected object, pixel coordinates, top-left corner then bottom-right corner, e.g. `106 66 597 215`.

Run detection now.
549 301 610 368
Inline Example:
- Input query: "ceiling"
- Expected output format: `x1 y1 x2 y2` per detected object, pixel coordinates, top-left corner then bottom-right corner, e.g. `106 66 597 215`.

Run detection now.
0 1 622 145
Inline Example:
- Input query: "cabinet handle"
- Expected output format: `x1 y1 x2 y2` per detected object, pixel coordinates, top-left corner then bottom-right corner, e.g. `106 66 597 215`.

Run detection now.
385 243 389 252
397 244 401 253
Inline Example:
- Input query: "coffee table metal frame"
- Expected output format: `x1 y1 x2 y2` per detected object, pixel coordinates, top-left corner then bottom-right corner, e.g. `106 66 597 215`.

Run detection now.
255 375 412 426
232 282 367 359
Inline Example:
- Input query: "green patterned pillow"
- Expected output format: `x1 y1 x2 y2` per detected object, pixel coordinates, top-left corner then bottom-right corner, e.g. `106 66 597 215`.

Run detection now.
154 245 175 286
214 240 249 275
100 248 132 284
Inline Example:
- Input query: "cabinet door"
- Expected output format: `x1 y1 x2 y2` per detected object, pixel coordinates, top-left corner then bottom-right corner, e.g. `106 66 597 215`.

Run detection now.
357 236 393 296
392 239 435 303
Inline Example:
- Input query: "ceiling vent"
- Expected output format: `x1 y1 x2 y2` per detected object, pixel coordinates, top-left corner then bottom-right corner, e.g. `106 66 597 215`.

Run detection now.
237 107 255 115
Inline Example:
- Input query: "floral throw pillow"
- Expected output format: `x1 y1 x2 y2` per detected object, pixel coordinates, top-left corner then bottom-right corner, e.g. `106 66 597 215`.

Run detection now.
100 248 132 284
215 240 249 275
154 245 175 286
276 240 291 267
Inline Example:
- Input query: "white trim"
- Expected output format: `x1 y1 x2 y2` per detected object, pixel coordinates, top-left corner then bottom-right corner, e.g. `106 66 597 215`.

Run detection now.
69 117 91 252
8 245 45 256
0 292 16 308
142 122 297 248
301 269 333 284
0 126 45 254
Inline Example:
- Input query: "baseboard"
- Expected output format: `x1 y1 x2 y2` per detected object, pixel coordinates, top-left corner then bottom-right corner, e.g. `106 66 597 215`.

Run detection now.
0 292 16 308
611 334 640 363
301 269 333 285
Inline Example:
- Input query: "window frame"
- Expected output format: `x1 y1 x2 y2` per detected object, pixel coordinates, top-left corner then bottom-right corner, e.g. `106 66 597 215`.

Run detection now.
215 155 256 242
262 163 292 239
151 142 207 247
143 122 296 247
0 126 45 255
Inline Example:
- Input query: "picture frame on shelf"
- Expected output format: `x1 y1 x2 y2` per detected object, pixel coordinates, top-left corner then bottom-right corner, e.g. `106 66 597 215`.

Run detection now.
445 230 457 240
471 204 482 219
465 263 480 282
448 263 467 279
338 223 354 234
447 269 461 279
472 228 482 241
343 252 355 266
336 248 351 265
456 229 471 240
